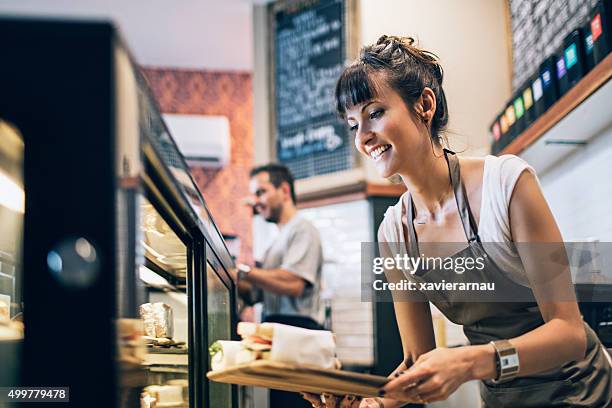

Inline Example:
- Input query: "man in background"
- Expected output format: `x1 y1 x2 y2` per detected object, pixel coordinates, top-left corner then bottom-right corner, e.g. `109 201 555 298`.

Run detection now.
233 163 323 408
235 163 323 329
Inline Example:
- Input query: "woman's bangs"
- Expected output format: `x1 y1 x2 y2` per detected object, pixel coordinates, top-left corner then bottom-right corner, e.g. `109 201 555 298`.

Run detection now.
335 64 379 116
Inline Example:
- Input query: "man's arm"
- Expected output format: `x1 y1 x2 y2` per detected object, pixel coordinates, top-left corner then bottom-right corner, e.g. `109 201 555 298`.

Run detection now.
236 219 320 299
242 267 306 297
235 277 261 305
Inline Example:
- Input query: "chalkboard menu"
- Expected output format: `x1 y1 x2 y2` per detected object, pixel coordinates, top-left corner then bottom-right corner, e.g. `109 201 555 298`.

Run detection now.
273 0 353 180
509 0 598 90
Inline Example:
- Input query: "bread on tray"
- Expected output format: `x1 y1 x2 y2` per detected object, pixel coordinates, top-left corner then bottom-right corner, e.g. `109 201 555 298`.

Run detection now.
209 322 339 370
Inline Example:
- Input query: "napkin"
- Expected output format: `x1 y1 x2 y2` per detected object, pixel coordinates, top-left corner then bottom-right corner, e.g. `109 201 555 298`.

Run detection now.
270 323 336 369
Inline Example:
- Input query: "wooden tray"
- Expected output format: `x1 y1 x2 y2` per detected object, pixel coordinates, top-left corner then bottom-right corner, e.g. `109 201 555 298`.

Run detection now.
206 360 389 397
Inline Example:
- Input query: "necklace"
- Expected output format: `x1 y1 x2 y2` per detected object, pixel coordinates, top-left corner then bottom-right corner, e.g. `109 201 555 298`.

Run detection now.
412 187 454 225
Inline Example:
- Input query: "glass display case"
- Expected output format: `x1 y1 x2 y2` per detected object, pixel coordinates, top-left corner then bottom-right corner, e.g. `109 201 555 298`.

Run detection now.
0 120 24 390
0 17 236 407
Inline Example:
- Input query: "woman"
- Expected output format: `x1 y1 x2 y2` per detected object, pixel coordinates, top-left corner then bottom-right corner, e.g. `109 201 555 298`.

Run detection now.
304 35 611 407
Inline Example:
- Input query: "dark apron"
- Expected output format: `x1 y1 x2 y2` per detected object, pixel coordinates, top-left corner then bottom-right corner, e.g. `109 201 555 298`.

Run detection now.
401 150 612 407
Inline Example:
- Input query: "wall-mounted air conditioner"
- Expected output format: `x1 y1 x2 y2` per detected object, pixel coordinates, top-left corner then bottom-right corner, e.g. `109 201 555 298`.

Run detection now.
162 114 231 168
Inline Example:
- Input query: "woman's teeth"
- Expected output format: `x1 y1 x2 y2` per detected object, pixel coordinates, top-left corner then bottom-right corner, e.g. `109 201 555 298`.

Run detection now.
370 144 391 160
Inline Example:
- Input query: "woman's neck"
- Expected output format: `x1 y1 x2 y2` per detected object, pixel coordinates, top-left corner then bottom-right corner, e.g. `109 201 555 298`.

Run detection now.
399 148 454 220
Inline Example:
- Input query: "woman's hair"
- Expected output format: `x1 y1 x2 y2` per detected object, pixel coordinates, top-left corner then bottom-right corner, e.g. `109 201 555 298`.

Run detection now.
335 35 449 144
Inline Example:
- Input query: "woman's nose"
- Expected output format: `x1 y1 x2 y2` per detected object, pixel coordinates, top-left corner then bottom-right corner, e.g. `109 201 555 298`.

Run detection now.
355 123 374 150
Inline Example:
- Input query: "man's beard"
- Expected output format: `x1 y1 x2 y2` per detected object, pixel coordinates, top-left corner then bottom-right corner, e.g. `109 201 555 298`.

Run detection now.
265 204 282 224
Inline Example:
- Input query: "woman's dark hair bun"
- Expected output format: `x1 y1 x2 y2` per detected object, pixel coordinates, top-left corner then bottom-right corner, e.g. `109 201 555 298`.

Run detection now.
335 35 449 144
376 34 390 45
375 34 414 47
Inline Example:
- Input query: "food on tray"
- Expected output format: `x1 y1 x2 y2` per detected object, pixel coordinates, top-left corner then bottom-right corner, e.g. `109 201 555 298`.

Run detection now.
209 322 337 371
208 340 270 371
209 340 245 371
237 321 274 340
238 321 274 352
139 302 174 339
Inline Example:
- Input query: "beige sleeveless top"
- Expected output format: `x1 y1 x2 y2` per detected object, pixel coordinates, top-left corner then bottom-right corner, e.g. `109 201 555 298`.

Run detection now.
378 154 537 287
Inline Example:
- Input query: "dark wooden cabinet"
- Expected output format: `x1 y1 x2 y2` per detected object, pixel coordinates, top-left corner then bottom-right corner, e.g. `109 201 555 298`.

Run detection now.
0 17 236 408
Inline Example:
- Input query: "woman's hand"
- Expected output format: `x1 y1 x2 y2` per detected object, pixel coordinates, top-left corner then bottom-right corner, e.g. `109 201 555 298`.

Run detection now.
381 347 480 403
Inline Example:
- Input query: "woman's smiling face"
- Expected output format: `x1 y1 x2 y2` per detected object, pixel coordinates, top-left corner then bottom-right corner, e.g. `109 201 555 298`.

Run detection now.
345 78 428 179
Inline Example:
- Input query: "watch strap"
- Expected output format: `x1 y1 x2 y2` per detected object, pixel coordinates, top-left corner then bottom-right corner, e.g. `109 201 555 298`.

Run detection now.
237 263 251 281
490 339 520 383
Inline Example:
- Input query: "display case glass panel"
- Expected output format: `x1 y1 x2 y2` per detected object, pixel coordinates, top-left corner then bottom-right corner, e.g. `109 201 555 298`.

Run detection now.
206 262 232 407
140 196 190 408
0 120 24 389
116 195 191 408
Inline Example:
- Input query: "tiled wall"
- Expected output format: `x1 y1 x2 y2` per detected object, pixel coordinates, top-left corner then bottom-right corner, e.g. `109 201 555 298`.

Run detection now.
250 202 375 365
142 68 254 262
300 200 374 366
537 126 612 242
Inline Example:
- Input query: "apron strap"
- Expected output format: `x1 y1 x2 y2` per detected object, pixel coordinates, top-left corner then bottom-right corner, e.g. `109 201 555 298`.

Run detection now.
404 149 480 253
443 149 480 243
406 194 421 257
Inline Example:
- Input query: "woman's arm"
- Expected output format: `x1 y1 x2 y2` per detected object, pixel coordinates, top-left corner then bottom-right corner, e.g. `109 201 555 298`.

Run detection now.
378 227 437 362
373 301 436 408
392 300 437 365
377 230 437 407
382 169 587 403
448 169 586 380
456 169 586 379
502 170 586 370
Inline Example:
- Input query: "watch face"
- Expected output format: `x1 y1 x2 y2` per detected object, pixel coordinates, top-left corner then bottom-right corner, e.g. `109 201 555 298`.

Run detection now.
502 354 519 368
502 357 516 366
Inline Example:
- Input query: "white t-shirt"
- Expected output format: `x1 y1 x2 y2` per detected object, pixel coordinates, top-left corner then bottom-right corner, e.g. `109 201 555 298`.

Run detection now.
261 215 323 321
379 154 537 286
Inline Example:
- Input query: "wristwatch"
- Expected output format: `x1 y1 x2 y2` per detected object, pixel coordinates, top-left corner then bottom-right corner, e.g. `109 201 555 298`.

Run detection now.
490 339 520 383
236 263 252 281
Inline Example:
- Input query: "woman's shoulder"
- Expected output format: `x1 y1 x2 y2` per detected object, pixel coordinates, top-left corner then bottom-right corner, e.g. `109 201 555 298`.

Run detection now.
479 154 537 237
483 154 536 196
458 153 529 167
484 154 533 174
457 155 486 187
460 154 535 189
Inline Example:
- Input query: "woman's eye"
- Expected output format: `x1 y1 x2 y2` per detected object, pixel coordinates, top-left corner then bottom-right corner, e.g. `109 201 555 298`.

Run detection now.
369 109 384 119
349 123 358 133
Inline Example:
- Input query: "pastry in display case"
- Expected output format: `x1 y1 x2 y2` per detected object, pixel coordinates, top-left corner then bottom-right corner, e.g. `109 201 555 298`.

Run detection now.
0 17 237 407
136 197 190 407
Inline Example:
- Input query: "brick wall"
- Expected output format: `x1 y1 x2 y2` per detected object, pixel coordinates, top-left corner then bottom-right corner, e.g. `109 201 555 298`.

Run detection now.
142 67 253 262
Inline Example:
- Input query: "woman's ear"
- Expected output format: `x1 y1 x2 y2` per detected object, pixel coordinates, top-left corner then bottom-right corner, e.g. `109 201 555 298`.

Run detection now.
420 87 437 123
